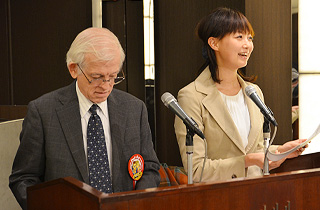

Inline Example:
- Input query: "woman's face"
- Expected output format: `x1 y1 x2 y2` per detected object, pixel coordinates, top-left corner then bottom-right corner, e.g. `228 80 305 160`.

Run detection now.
212 31 254 70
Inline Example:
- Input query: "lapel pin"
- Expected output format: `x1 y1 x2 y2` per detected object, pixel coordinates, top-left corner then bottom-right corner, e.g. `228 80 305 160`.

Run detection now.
128 154 144 189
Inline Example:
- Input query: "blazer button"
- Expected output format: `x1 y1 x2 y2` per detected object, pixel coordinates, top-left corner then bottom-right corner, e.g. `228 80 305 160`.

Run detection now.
231 174 237 179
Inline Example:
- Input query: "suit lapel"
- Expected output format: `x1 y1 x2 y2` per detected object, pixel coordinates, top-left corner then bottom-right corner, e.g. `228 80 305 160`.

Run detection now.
202 90 246 153
107 90 126 191
195 68 245 153
56 82 89 183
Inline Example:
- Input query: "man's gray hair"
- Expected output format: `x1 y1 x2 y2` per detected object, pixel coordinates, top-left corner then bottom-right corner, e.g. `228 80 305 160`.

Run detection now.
66 27 125 71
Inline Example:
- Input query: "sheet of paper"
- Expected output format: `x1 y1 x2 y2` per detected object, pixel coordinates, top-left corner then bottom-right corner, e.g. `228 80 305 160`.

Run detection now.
267 123 320 161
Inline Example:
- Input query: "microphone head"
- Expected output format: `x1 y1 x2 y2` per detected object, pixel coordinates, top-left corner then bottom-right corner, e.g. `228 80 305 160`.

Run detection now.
245 85 256 97
161 92 176 107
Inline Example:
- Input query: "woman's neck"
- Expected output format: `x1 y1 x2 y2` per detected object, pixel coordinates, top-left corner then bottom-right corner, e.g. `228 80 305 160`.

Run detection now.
215 67 241 96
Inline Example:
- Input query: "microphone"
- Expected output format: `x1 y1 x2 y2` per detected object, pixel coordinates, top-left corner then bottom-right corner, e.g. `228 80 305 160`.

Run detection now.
245 85 278 126
161 92 205 139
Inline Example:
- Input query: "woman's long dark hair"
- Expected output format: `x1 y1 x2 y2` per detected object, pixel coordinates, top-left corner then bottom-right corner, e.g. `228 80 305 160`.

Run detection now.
196 7 257 83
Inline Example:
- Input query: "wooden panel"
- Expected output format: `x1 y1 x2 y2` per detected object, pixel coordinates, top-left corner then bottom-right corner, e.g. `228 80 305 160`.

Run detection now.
103 0 127 93
154 0 245 165
28 170 320 210
28 178 101 210
4 0 145 104
0 105 27 122
10 0 92 105
125 0 145 101
245 0 292 144
103 169 320 209
271 152 320 174
102 0 145 102
0 0 11 104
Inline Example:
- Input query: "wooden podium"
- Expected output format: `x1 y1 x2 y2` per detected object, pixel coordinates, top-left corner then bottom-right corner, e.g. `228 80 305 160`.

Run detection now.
28 168 320 210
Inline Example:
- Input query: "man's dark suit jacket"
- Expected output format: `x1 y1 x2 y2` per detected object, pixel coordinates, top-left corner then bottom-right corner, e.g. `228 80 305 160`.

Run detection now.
9 81 161 209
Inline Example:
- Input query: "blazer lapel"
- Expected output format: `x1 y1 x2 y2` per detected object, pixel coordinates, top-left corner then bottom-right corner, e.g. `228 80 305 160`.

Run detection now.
56 82 89 183
107 90 126 192
195 68 246 153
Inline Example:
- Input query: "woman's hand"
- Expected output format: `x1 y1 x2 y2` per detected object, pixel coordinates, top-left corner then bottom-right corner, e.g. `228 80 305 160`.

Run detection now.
277 139 308 159
245 139 308 170
245 152 285 170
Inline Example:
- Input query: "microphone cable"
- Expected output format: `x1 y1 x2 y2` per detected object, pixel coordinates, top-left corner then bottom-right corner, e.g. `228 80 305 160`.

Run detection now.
263 125 277 174
199 138 208 183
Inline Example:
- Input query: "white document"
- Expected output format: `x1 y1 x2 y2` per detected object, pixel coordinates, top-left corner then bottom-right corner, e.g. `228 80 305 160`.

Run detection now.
267 123 320 161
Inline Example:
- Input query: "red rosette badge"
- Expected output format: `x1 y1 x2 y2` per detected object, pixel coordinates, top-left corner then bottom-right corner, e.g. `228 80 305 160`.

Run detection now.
128 154 144 181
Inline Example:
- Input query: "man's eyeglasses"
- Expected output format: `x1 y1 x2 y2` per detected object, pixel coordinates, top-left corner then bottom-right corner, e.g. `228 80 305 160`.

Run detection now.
77 64 125 86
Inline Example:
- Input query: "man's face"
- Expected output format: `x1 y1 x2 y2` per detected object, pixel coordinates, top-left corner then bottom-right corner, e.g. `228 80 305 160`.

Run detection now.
73 52 122 103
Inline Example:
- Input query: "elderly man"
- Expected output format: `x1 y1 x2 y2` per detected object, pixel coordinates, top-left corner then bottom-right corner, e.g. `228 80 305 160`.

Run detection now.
9 27 160 209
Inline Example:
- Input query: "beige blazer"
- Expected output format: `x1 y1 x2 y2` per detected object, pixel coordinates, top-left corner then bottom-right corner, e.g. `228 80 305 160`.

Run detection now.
175 67 276 182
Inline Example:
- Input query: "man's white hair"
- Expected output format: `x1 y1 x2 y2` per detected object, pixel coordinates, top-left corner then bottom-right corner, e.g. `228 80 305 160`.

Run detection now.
66 27 125 71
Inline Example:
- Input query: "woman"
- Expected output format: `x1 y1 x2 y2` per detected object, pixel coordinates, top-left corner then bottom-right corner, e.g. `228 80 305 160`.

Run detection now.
174 7 306 182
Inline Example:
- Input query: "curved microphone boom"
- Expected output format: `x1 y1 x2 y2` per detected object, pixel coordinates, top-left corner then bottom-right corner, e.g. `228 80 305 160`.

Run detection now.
245 85 278 126
161 92 205 139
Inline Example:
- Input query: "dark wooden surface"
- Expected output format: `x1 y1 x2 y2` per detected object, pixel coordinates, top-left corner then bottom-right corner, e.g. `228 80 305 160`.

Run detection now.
28 168 320 210
0 105 27 122
8 0 90 105
245 0 292 145
272 152 320 174
0 0 11 104
0 0 144 105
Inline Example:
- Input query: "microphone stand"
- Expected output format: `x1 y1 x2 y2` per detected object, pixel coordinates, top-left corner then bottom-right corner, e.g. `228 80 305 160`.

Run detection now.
263 117 271 175
185 125 195 184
